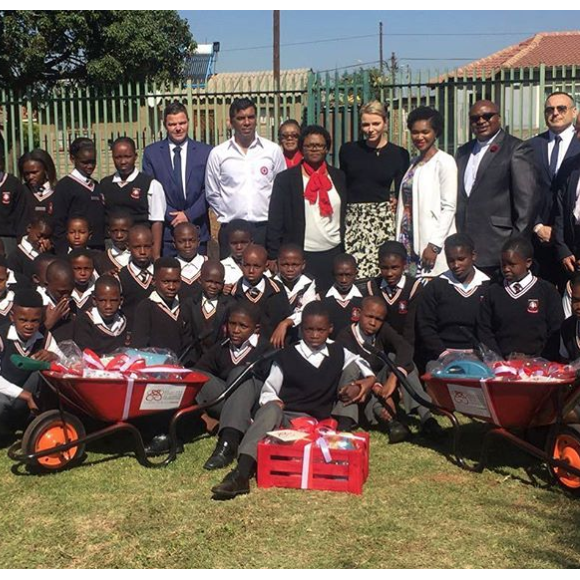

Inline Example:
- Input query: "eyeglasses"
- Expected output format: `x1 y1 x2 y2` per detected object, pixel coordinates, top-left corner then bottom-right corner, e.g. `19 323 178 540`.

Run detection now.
469 112 498 123
280 133 300 140
545 105 570 115
302 144 327 151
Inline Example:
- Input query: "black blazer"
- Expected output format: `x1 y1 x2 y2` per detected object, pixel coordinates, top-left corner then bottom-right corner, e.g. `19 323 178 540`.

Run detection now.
554 167 580 261
266 164 347 260
455 129 539 268
527 130 580 225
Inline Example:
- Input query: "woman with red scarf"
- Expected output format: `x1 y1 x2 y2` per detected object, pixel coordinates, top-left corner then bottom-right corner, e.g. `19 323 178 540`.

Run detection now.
278 119 303 168
266 125 347 292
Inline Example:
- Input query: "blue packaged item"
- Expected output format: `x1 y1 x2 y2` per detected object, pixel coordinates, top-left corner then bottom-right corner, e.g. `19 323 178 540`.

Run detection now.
435 359 494 380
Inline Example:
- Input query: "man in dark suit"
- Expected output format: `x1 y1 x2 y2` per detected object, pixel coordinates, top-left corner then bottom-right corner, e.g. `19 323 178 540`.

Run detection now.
553 113 580 274
528 92 580 284
142 101 212 256
455 99 539 277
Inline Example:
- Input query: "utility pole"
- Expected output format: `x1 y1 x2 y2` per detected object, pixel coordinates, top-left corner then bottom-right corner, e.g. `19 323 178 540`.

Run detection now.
273 10 280 129
379 21 384 76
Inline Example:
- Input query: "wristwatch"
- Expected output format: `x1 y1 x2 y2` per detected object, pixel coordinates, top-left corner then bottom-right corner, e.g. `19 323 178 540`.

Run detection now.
428 243 442 254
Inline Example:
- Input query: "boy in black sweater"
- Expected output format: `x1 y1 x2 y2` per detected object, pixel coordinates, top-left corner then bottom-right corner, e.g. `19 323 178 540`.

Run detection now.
117 225 154 331
68 249 96 313
173 222 207 301
73 275 128 355
271 243 318 348
41 260 76 342
0 170 27 257
365 241 423 347
477 237 564 360
321 253 367 339
101 137 165 259
52 138 105 251
211 301 377 500
230 244 291 341
95 211 133 275
180 261 233 365
8 215 53 282
131 257 184 357
197 303 274 470
0 290 62 440
418 234 490 365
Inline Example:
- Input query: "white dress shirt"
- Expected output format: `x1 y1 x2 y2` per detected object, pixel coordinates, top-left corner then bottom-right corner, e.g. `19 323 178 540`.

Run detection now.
111 168 167 221
205 135 286 223
169 140 188 198
548 124 575 176
259 339 374 406
274 273 318 327
464 131 500 196
303 174 342 252
221 256 243 286
87 307 126 335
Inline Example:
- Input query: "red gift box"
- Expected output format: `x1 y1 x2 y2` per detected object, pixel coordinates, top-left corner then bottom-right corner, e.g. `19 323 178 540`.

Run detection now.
257 419 370 495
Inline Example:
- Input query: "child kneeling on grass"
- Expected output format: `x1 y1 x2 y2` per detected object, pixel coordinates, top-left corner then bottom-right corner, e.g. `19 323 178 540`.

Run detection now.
211 301 377 500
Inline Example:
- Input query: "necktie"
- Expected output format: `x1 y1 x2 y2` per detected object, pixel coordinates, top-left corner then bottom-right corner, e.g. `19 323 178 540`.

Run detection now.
248 287 261 299
513 283 523 294
139 270 149 284
549 136 561 179
173 145 184 197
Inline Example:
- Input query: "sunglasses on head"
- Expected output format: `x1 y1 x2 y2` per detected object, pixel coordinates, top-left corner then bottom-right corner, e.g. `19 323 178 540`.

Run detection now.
469 112 497 123
545 105 570 115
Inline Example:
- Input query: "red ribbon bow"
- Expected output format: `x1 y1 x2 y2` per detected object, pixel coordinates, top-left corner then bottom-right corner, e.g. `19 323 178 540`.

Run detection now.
302 161 333 217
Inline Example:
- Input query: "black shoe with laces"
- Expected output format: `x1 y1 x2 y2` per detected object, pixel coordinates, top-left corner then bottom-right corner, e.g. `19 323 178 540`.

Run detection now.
211 468 250 500
203 440 237 471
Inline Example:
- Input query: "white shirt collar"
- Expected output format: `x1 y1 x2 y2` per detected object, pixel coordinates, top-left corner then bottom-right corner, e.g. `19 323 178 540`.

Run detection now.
229 134 261 154
296 339 331 360
241 277 266 294
440 268 489 292
7 324 44 349
325 284 363 301
505 271 534 292
36 285 53 307
19 236 39 258
353 323 375 346
7 268 17 286
112 168 139 184
0 290 14 311
128 261 154 276
273 273 313 295
380 274 406 291
149 290 179 313
72 279 96 305
89 306 126 333
169 139 188 151
549 124 575 143
230 332 259 355
473 129 501 150
71 168 93 183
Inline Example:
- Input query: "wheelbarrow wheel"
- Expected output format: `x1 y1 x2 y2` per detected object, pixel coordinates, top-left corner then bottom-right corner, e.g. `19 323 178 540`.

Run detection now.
21 410 86 471
550 426 580 495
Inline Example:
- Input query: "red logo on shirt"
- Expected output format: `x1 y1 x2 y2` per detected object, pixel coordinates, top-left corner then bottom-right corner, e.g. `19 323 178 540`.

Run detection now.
260 166 268 175
351 307 361 322
131 188 141 200
527 299 539 314
1 191 11 205
398 300 408 315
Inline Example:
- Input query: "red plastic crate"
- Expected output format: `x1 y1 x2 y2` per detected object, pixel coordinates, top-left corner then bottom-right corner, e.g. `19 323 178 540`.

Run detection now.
257 432 370 495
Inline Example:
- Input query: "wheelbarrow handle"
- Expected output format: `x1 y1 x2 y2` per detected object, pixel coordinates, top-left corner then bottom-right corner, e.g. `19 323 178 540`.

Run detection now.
9 354 52 371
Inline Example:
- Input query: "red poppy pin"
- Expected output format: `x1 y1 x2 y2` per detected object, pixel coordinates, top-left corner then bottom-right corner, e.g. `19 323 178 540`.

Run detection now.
527 299 539 314
351 307 361 322
490 144 499 153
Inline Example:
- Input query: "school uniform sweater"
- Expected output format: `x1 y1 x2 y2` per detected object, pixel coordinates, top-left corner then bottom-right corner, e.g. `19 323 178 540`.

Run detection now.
560 316 580 362
100 171 153 226
52 172 106 250
231 276 292 339
22 182 56 231
73 308 128 355
0 291 14 327
94 246 130 274
417 269 490 361
71 275 96 314
321 284 368 339
38 288 76 343
180 292 234 365
117 262 154 330
477 274 564 360
196 334 273 381
7 237 44 281
130 291 184 356
177 254 207 301
366 274 423 347
0 173 26 238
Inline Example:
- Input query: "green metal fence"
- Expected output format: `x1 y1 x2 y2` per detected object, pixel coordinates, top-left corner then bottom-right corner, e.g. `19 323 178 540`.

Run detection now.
1 64 579 177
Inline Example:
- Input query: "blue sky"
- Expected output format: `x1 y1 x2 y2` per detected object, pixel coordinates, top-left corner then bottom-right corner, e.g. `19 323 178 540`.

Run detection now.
181 11 580 75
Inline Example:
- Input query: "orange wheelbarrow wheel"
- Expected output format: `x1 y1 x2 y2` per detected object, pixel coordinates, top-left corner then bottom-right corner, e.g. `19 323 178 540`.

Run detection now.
550 427 580 495
21 410 86 471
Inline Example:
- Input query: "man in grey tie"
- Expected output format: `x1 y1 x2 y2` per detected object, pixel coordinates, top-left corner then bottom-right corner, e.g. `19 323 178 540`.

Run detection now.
528 92 580 284
455 99 539 278
143 101 212 256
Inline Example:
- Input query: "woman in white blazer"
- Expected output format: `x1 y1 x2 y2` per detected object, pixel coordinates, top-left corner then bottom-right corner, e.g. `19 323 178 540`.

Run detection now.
396 106 458 278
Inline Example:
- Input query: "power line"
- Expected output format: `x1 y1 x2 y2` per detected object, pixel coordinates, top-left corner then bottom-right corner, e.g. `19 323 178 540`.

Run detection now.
315 57 480 74
220 31 536 53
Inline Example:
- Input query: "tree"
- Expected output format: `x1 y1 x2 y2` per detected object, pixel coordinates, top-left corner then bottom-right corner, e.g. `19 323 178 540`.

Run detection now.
0 10 195 91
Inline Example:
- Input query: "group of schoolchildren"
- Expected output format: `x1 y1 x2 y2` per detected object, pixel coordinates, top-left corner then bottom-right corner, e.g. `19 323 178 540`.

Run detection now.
0 135 579 502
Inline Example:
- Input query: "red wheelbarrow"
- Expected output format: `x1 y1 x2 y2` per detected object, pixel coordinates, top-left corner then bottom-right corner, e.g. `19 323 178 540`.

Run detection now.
7 353 275 472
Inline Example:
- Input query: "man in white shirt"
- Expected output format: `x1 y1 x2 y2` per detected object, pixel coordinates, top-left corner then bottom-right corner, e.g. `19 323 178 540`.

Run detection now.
205 97 286 257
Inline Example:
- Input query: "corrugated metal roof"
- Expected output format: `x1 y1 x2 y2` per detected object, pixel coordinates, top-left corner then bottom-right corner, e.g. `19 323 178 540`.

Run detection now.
205 69 310 92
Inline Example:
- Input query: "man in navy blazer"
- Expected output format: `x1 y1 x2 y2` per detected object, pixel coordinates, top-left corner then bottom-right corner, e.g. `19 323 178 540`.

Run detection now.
142 101 212 255
528 92 580 283
455 100 539 276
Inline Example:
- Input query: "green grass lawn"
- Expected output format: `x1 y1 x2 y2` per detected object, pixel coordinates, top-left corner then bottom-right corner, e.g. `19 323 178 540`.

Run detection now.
1 419 580 569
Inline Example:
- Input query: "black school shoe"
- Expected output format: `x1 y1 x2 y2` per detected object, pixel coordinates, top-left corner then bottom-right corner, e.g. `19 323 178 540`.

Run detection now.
144 434 184 456
203 440 237 471
211 468 250 500
387 419 411 444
